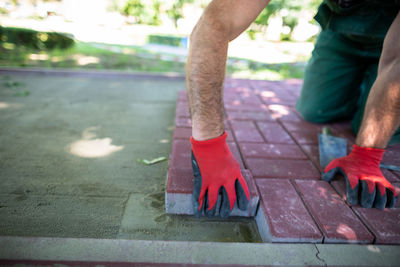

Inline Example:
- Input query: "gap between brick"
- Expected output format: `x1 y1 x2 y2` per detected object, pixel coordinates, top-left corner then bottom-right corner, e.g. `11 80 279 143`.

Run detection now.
277 120 323 175
290 179 325 244
223 117 249 170
117 192 132 236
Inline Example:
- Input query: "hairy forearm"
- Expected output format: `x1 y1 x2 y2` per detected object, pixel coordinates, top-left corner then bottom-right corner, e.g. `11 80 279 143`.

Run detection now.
185 0 269 141
356 62 400 148
356 12 400 148
186 16 229 140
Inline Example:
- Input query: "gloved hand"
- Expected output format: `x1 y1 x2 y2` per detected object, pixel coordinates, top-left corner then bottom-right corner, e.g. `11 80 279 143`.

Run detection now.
191 132 250 218
323 144 398 209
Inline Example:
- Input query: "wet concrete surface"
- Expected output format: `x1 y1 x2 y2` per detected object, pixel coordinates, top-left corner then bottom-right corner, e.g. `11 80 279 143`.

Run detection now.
0 70 261 242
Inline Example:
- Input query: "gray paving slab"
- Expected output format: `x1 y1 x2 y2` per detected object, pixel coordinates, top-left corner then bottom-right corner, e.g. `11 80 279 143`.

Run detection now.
1 236 399 266
0 236 321 266
0 194 126 238
315 243 400 266
0 69 261 242
118 192 260 242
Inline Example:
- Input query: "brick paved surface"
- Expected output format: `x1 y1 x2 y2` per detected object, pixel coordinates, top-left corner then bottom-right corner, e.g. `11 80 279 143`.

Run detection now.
166 78 400 244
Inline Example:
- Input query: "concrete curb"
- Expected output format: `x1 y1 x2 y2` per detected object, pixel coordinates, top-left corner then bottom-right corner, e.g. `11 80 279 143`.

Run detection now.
0 67 186 81
0 236 399 266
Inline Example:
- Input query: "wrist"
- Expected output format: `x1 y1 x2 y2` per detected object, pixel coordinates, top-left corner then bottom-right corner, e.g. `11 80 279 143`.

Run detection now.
350 144 385 164
191 131 227 145
192 126 224 141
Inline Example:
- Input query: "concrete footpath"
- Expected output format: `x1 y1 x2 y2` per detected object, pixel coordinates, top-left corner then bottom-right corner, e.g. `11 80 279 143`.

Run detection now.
0 68 399 266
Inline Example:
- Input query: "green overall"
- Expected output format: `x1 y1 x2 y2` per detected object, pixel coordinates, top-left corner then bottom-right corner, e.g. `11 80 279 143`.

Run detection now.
296 0 400 145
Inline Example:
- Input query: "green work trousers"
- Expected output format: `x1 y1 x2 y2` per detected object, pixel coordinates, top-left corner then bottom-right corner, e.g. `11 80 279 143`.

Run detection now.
296 29 400 145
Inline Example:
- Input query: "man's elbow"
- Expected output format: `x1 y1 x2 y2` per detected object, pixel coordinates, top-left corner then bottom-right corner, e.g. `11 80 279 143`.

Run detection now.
378 56 400 77
189 7 231 45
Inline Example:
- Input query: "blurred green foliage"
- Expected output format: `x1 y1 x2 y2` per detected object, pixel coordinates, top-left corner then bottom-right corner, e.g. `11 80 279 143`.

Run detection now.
122 0 194 27
122 0 146 23
0 26 74 50
251 0 322 40
121 0 322 40
0 38 306 80
166 0 195 28
255 0 321 26
147 35 187 47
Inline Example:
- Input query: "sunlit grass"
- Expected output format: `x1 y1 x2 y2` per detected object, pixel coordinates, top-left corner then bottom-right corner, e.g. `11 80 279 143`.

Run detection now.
0 41 307 80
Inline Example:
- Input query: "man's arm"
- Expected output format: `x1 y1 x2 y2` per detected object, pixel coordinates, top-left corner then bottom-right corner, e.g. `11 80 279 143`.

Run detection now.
186 0 269 218
323 12 400 209
355 11 400 148
186 0 269 140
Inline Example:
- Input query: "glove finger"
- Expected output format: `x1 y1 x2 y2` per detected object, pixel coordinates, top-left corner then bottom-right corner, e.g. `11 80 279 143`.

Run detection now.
219 186 232 219
386 188 396 209
224 181 236 211
344 173 359 205
360 180 376 208
191 151 203 218
373 185 387 210
194 188 207 218
205 187 218 214
204 189 217 218
236 178 249 211
322 167 340 182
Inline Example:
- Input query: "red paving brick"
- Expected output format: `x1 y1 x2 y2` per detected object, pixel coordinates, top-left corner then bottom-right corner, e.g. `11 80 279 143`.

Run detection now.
330 179 347 202
255 179 323 242
224 102 269 112
173 127 234 142
382 169 400 183
294 180 374 243
167 79 400 244
300 144 323 172
256 86 298 106
176 101 190 118
175 116 192 128
329 179 400 243
230 120 265 143
330 121 356 144
170 138 243 171
225 109 274 122
267 104 303 122
257 122 295 144
223 91 261 105
173 127 193 140
227 141 245 169
354 208 400 244
383 145 400 167
175 117 231 130
177 90 188 101
245 158 320 179
166 168 260 217
167 168 257 197
167 168 193 194
239 143 307 160
170 139 191 170
393 182 400 208
290 131 319 145
281 121 324 132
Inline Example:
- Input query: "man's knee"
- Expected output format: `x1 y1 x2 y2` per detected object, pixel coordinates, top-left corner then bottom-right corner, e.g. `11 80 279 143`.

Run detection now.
296 99 329 123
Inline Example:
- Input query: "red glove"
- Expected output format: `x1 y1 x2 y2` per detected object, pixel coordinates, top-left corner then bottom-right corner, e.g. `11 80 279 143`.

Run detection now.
323 144 398 209
191 132 250 218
